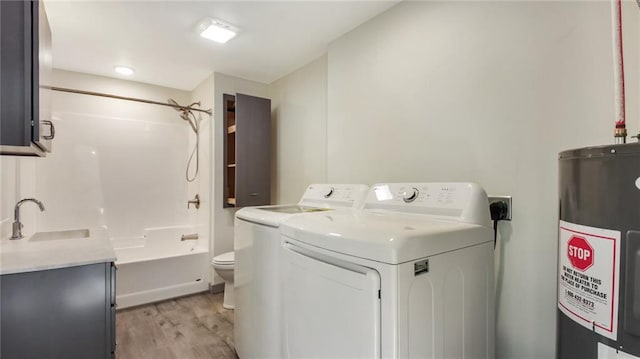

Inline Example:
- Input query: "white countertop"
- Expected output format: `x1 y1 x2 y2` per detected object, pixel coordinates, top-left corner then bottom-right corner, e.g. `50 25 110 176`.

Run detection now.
0 228 117 275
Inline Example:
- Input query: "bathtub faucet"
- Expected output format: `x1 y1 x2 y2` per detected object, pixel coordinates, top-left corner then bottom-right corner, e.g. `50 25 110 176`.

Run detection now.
181 233 199 241
188 194 200 209
11 198 45 240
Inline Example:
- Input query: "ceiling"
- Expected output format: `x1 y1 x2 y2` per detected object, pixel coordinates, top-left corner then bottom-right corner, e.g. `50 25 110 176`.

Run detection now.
44 1 399 91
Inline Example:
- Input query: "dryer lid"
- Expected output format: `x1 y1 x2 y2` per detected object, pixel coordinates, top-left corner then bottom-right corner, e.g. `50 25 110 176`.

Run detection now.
280 209 492 265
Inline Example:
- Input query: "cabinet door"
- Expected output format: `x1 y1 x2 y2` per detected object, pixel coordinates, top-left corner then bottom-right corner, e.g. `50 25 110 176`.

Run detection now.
0 0 51 156
235 93 271 207
0 0 33 147
1 263 112 359
33 0 53 152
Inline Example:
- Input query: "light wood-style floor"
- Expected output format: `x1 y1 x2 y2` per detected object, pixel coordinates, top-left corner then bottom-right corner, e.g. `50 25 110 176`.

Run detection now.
116 292 236 359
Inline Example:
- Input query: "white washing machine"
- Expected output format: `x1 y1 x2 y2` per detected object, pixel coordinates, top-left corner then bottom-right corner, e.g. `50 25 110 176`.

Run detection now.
234 184 368 359
280 182 495 358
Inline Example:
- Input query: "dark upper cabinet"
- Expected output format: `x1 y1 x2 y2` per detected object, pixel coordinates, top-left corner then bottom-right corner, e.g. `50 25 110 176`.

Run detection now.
223 93 271 208
0 0 54 156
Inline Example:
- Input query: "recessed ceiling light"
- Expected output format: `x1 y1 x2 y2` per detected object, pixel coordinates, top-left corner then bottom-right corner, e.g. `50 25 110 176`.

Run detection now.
195 18 237 44
114 65 135 76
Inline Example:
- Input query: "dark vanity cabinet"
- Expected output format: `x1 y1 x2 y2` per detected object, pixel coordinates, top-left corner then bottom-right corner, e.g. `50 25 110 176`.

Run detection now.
223 93 271 207
0 262 117 358
0 0 54 156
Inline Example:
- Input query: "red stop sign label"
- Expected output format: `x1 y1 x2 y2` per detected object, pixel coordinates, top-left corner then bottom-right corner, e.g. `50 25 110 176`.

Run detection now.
567 235 594 271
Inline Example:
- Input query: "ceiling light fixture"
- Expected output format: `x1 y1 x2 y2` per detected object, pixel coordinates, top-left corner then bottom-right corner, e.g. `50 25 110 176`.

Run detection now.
114 65 135 76
195 18 237 44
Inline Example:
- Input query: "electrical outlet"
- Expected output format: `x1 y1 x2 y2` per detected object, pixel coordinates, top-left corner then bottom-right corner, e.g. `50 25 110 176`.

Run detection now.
488 195 512 221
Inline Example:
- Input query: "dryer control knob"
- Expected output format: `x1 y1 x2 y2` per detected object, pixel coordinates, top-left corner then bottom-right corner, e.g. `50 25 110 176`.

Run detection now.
403 188 419 203
324 187 335 198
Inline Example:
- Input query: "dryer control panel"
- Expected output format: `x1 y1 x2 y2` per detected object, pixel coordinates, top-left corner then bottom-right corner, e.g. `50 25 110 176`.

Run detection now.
364 183 491 227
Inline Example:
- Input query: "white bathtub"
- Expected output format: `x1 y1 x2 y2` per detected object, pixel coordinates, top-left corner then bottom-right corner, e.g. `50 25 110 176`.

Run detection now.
112 226 210 309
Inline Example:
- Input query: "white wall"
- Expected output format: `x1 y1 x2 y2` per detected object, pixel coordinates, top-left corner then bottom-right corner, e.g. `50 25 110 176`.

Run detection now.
0 157 18 238
0 157 37 239
189 74 215 279
268 55 328 204
323 1 639 358
212 72 268 283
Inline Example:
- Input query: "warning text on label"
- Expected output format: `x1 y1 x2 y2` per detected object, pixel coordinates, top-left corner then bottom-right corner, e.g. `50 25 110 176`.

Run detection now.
557 221 620 341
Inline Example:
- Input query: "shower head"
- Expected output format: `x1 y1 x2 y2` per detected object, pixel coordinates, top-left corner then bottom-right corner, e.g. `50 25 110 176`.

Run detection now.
168 98 198 134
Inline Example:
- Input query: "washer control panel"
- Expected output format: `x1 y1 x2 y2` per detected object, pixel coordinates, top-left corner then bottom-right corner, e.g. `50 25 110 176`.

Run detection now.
402 187 419 203
323 187 335 198
300 184 369 208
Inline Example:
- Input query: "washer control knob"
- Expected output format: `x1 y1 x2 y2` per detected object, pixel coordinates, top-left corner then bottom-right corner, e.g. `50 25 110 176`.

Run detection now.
403 188 419 203
324 187 335 198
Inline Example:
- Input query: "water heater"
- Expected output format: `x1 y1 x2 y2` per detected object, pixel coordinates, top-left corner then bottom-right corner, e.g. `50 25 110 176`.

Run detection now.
558 143 640 358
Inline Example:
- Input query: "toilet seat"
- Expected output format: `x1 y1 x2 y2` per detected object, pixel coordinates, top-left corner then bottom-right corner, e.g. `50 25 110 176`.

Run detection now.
213 251 234 265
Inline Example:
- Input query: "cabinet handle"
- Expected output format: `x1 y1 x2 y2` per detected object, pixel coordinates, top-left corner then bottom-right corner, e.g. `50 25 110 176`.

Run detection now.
42 120 55 140
111 263 116 305
250 192 259 196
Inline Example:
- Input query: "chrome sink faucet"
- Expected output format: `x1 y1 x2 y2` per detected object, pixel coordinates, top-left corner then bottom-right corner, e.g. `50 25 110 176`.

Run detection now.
11 198 45 240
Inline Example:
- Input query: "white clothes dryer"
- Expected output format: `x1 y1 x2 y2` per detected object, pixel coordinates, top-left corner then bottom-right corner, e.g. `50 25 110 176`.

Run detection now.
280 183 495 359
234 184 368 359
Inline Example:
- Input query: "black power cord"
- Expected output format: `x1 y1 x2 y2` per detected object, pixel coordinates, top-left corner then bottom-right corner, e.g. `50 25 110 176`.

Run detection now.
490 201 509 248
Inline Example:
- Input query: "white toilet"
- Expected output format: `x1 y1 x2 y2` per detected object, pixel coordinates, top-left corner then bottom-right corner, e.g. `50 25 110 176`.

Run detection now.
212 251 235 309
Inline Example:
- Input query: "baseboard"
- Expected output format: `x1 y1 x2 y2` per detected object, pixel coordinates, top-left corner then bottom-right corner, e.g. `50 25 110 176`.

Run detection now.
209 282 225 294
116 281 209 309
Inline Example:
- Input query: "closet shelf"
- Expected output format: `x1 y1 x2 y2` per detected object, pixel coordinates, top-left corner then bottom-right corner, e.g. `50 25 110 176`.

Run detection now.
227 164 236 168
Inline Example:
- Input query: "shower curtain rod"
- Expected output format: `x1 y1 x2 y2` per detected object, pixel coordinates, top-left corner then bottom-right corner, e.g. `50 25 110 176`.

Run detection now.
51 86 213 115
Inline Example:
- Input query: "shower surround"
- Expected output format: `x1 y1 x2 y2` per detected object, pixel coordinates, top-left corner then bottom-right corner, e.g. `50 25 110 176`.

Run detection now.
33 70 213 306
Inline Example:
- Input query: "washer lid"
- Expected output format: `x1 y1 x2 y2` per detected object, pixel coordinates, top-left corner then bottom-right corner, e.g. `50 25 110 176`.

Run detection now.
235 184 369 227
280 210 492 265
213 252 234 264
236 205 334 227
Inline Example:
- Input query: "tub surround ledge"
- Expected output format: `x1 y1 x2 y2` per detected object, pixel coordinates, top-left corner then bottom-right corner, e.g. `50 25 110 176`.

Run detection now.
0 228 116 275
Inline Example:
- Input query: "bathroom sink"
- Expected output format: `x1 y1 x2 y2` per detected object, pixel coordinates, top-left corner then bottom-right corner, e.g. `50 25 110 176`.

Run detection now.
29 229 90 242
